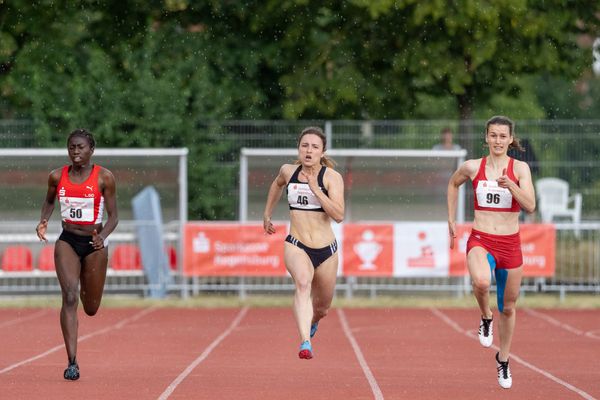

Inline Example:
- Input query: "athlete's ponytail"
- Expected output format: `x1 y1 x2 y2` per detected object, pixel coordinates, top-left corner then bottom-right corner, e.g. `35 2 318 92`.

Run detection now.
296 126 336 168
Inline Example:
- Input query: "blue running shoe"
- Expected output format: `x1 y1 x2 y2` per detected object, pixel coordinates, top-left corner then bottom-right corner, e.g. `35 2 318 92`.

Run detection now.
298 340 313 359
63 360 80 381
310 322 319 338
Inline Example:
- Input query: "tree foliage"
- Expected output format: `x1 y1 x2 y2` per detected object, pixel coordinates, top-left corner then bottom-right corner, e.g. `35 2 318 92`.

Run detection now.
0 0 599 218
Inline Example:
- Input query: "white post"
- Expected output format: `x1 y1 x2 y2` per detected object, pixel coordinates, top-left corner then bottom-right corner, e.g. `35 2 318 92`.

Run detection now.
325 121 333 149
179 150 189 298
239 149 248 222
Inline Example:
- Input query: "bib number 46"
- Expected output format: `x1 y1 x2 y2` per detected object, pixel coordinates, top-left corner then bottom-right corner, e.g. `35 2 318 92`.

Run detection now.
297 195 308 206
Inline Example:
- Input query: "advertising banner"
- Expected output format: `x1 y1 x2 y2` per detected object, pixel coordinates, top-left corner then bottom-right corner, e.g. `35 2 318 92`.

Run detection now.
393 222 450 277
342 224 394 276
183 222 556 278
184 223 287 276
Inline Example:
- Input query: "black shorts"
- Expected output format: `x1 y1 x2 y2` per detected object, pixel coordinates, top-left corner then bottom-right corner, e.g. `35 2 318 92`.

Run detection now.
58 230 99 261
285 235 338 268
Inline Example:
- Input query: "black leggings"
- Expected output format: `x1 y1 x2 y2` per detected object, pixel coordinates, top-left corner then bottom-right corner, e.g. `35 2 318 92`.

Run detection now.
285 235 338 268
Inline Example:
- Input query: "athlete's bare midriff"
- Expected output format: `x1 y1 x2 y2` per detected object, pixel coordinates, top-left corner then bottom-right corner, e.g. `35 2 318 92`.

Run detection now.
62 221 103 236
473 210 520 235
289 210 335 248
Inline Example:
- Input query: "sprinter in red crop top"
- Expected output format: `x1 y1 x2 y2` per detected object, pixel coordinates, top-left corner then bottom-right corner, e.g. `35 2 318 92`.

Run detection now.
263 126 344 360
35 129 118 381
447 116 535 389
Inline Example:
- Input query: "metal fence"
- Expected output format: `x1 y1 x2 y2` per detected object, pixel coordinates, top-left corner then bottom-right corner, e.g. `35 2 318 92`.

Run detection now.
1 119 599 297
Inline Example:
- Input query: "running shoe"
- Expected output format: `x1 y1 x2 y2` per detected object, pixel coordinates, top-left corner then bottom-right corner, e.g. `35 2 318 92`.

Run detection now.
496 352 512 389
63 360 80 381
478 316 493 348
298 340 313 359
310 322 319 338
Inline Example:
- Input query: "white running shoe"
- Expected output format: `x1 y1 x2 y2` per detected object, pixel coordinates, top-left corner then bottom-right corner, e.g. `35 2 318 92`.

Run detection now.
496 352 512 389
478 316 493 347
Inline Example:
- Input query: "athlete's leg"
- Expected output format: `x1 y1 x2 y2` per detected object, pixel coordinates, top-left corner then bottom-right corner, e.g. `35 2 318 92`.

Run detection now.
284 242 315 342
54 240 82 363
311 253 338 327
496 266 522 361
80 248 108 316
467 246 494 319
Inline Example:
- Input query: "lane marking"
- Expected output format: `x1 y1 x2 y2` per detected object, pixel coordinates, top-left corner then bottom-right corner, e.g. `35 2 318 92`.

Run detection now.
0 309 49 329
430 308 597 400
337 309 384 400
157 307 249 400
0 307 156 374
523 308 595 336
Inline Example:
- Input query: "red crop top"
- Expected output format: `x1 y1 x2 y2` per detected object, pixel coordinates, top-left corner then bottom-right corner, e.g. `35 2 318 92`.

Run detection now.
472 157 520 212
57 165 105 225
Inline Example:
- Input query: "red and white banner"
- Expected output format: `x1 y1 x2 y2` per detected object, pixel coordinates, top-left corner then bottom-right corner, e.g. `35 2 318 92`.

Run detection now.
184 223 287 276
183 222 556 277
342 224 394 276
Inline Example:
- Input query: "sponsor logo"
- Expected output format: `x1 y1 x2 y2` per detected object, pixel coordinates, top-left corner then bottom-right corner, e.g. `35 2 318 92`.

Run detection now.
59 187 66 196
86 185 94 191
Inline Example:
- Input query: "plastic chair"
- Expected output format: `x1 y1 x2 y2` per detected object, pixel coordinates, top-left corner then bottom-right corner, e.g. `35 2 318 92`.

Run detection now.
38 245 56 271
111 244 142 270
166 245 178 271
1 246 33 272
535 177 582 235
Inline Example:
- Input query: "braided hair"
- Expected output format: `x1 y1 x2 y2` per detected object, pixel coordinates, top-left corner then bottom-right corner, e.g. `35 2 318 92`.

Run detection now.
67 128 95 149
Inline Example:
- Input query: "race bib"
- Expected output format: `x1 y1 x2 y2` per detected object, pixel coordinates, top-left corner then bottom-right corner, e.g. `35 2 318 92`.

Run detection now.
60 196 94 222
476 180 512 209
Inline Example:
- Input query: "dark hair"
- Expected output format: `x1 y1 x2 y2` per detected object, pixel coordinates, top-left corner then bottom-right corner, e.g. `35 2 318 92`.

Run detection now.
485 115 524 152
67 128 95 149
296 126 336 168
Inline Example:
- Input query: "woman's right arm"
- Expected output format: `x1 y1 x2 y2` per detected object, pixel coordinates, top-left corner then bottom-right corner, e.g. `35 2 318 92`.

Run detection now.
36 169 61 242
447 160 474 249
263 165 288 234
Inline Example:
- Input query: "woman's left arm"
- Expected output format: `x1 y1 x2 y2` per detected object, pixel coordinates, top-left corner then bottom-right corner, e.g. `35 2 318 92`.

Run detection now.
499 161 536 213
99 167 119 241
313 169 345 223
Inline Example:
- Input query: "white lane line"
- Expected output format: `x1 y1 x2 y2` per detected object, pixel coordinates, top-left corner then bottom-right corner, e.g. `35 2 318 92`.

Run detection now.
0 309 49 328
523 308 589 336
430 308 597 400
0 307 156 374
337 309 384 400
157 307 249 400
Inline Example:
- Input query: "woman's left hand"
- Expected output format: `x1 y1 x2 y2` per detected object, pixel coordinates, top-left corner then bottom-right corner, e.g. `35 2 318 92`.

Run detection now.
90 229 105 250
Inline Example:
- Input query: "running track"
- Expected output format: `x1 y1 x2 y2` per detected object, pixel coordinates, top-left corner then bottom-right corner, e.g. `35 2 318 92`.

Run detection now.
1 307 598 399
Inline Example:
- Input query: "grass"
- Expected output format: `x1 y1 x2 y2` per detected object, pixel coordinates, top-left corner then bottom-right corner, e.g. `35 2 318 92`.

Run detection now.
1 292 599 309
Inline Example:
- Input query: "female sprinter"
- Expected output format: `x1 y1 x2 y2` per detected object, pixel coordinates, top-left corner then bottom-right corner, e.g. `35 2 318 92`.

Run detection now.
36 129 118 380
263 126 344 359
447 116 535 389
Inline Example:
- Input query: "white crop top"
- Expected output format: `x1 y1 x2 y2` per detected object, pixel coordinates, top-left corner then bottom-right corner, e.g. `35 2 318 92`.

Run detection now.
286 165 328 212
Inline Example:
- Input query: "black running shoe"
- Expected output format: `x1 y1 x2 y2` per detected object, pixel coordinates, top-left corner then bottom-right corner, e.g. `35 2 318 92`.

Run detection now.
64 361 80 381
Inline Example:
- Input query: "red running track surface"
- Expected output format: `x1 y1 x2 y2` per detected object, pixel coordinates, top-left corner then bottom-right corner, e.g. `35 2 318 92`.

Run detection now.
0 307 598 400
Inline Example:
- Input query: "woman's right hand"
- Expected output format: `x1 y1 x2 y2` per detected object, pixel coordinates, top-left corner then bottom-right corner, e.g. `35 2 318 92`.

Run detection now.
263 217 275 235
448 220 456 249
36 219 48 242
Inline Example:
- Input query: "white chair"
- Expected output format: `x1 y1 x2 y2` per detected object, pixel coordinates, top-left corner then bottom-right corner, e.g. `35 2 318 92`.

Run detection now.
535 177 582 236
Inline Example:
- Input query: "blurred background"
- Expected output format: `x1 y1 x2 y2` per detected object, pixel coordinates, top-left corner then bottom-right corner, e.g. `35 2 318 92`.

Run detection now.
1 1 599 299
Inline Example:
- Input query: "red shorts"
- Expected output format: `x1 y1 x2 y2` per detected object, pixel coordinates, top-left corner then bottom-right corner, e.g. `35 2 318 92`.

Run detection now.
466 229 523 269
